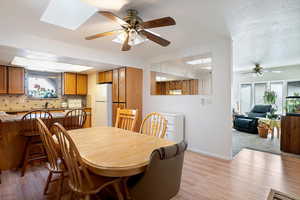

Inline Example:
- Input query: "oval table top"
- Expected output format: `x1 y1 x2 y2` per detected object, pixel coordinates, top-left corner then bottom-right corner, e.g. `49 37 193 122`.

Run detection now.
67 126 175 177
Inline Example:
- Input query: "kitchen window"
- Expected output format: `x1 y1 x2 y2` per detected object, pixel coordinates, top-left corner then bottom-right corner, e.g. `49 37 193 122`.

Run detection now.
27 70 61 99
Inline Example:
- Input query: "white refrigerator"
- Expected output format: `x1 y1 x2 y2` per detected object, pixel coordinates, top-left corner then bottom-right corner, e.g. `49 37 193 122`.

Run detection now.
93 84 112 127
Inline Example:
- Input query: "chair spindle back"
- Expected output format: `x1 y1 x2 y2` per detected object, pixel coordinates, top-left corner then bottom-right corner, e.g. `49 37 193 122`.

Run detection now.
115 108 138 131
63 109 87 130
140 112 168 138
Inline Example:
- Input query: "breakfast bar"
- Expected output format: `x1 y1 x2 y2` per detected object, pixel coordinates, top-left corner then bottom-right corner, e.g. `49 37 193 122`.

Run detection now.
0 109 91 170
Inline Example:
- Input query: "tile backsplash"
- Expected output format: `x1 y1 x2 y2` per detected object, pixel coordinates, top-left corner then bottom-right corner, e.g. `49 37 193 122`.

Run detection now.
0 95 87 111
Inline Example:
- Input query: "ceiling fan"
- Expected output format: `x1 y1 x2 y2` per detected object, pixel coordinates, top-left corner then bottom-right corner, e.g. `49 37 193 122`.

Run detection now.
240 64 282 76
85 9 176 51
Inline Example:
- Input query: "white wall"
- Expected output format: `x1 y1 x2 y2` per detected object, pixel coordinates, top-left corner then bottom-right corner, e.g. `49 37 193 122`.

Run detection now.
143 39 233 160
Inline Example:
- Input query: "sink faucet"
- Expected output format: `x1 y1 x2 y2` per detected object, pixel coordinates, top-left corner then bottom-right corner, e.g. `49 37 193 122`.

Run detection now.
45 102 49 109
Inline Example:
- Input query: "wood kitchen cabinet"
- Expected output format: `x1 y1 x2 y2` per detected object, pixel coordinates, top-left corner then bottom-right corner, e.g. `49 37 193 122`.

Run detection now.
281 115 300 154
189 79 199 95
182 80 190 95
83 108 92 128
118 67 126 103
64 73 88 95
110 67 143 131
0 66 7 94
98 71 113 84
112 102 126 125
76 74 88 95
8 67 24 94
112 69 119 102
64 72 77 95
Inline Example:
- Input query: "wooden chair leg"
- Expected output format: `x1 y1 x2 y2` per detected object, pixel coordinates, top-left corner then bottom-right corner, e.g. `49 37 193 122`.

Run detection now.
113 182 124 200
122 177 131 200
21 137 31 177
44 171 53 195
69 191 74 200
84 194 91 200
57 172 64 200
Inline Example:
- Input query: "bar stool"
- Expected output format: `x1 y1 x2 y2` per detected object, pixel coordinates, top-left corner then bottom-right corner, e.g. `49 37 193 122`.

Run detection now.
63 109 87 130
0 134 1 183
20 110 53 177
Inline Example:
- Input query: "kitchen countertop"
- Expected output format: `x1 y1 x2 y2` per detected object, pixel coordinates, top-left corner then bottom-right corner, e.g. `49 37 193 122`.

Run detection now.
0 112 66 123
0 108 91 123
2 107 91 114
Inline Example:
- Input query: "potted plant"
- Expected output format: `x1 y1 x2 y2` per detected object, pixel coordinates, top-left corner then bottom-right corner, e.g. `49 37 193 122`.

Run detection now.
263 90 279 120
258 122 269 138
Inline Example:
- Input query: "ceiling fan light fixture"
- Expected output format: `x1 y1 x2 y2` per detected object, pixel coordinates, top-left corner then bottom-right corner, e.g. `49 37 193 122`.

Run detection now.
112 29 150 46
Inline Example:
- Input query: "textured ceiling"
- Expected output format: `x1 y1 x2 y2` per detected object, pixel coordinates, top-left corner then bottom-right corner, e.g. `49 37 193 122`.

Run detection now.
229 0 300 70
0 0 299 69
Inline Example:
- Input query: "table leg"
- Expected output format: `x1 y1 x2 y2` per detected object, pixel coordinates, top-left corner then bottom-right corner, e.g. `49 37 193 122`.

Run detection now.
271 128 274 139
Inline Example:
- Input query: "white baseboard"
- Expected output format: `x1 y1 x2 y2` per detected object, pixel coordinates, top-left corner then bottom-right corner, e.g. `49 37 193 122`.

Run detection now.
188 147 232 160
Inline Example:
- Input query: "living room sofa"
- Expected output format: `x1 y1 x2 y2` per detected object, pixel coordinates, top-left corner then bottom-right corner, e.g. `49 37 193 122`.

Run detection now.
233 105 272 134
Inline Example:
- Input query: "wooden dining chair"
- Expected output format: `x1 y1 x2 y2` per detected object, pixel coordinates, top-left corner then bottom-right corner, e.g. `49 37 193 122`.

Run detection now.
115 108 138 131
0 134 2 184
20 110 53 177
51 122 124 200
140 112 168 138
127 141 188 200
37 118 65 200
63 109 87 130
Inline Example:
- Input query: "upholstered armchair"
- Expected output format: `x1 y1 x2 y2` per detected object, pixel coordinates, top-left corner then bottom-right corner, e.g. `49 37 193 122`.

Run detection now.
127 141 188 200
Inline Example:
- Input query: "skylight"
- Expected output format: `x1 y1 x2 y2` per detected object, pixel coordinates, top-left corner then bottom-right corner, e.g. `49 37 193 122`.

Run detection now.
11 57 93 72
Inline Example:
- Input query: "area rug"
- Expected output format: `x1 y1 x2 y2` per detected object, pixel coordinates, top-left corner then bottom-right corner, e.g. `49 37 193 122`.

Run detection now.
232 130 281 157
267 189 300 200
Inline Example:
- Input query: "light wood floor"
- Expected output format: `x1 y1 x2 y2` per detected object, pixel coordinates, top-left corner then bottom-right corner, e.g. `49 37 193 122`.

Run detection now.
1 149 300 200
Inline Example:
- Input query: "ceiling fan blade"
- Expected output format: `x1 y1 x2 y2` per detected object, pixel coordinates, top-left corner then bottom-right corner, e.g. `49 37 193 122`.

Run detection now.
99 11 130 27
85 29 123 40
139 30 170 47
140 17 176 29
121 33 131 51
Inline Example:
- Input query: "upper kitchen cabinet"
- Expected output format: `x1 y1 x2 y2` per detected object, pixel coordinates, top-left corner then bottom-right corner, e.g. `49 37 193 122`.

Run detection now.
63 72 87 95
8 67 24 94
0 66 7 94
76 74 88 95
63 72 77 95
98 70 113 84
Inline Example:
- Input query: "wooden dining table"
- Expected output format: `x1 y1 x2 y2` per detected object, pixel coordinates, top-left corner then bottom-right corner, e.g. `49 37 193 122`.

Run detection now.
64 126 175 177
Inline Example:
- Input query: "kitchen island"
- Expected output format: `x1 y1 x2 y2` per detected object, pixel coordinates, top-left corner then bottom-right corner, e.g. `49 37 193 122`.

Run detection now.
0 108 91 170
